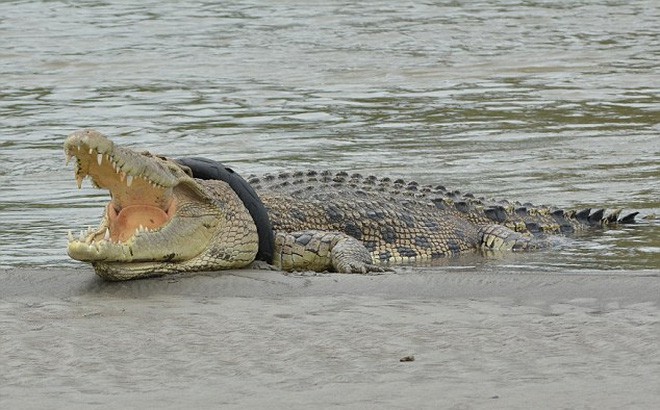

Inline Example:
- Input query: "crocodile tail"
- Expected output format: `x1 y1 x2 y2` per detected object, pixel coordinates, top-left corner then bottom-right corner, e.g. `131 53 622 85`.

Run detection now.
435 196 640 235
503 207 637 234
494 206 639 235
559 208 639 233
564 208 639 225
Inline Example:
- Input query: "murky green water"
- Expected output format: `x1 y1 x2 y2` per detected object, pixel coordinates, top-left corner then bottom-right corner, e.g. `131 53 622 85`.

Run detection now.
0 0 658 272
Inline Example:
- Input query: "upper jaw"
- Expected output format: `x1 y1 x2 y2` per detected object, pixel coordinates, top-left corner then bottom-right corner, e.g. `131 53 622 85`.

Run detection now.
64 129 181 191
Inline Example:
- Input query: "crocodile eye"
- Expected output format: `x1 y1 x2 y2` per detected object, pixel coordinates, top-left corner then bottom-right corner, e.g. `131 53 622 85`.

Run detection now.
178 165 194 177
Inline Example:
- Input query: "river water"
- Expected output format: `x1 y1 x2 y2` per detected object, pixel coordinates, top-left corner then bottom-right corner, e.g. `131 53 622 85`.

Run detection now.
0 0 658 272
0 1 659 408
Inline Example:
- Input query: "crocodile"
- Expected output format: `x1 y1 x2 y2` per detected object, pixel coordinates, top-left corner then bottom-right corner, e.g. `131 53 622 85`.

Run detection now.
64 129 638 281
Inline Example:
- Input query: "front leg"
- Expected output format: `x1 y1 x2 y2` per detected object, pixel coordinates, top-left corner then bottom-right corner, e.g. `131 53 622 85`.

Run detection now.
273 230 386 273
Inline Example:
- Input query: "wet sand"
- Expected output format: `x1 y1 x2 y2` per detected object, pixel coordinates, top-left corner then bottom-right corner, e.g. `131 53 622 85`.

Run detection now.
1 267 658 409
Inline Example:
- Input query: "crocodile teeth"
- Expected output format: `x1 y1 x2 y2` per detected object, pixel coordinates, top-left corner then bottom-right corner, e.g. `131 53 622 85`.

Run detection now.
76 174 85 189
79 230 85 241
85 227 95 244
89 148 94 155
68 230 74 242
104 228 110 241
126 175 133 187
119 172 126 182
97 153 103 165
65 153 73 166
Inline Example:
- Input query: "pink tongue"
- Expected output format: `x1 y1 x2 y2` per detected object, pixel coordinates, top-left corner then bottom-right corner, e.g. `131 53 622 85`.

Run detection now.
109 205 169 242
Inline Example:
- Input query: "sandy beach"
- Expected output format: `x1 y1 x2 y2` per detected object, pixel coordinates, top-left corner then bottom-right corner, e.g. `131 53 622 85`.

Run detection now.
2 267 658 409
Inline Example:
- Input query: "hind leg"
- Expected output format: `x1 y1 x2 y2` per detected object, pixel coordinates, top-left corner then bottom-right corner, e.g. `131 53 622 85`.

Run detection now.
478 224 545 251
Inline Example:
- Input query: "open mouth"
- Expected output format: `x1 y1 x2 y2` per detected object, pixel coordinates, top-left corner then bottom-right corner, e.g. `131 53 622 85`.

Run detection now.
64 130 177 250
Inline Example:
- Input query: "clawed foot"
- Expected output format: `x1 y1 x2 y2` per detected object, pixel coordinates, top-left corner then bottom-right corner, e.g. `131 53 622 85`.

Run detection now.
330 236 392 274
335 260 392 274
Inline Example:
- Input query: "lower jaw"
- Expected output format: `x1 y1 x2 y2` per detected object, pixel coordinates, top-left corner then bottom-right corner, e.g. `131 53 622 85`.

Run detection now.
92 261 175 281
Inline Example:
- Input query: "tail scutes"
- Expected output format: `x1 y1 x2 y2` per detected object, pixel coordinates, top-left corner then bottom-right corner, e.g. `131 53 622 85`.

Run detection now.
566 208 639 226
617 211 639 224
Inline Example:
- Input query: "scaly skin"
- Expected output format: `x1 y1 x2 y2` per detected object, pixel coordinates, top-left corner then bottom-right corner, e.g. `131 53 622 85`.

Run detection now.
64 129 637 280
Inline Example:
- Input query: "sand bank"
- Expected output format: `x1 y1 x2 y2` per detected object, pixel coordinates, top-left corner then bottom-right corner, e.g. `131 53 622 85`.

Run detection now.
1 267 658 409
